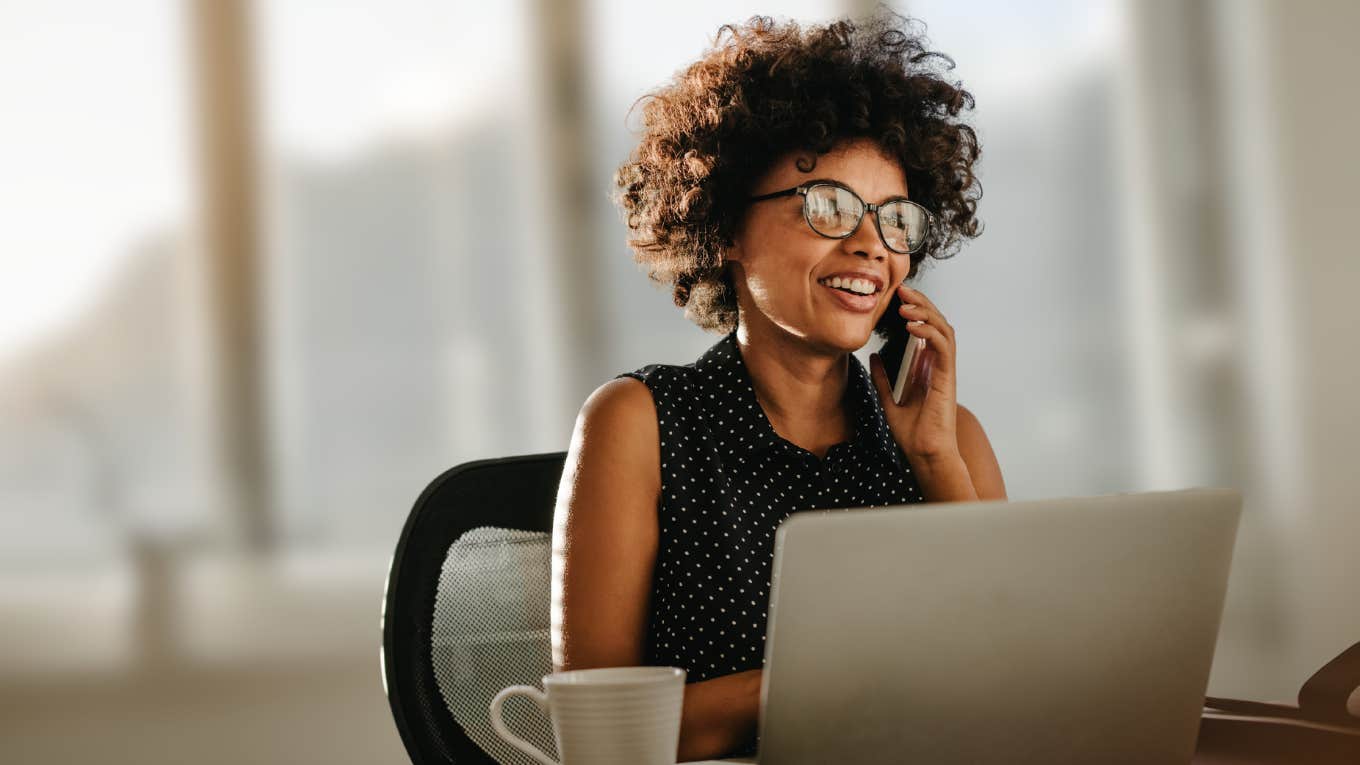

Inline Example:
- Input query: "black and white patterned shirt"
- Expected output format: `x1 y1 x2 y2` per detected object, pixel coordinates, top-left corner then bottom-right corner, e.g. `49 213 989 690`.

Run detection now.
616 329 926 686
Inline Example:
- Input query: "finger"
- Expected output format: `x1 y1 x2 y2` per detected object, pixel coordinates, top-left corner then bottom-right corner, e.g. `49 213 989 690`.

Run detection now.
898 302 928 320
897 290 953 341
897 284 939 314
897 300 952 343
903 284 946 322
905 320 954 370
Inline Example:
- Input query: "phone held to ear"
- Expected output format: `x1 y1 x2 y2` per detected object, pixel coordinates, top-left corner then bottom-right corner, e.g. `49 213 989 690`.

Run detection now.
878 330 929 405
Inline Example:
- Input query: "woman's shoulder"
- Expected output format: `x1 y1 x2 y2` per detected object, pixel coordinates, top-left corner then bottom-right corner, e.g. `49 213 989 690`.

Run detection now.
573 362 703 447
580 375 656 428
615 359 701 391
569 377 661 481
581 335 728 434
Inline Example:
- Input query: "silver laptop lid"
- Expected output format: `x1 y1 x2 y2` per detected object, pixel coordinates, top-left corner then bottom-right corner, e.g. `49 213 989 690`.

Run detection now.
757 488 1242 765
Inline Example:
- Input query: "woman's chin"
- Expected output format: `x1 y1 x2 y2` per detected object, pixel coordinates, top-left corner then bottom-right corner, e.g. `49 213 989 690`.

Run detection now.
814 318 876 352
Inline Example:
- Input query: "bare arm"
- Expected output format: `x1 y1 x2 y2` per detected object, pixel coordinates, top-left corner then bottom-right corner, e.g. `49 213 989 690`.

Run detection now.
550 377 762 761
956 403 1007 500
910 404 1006 503
551 377 659 670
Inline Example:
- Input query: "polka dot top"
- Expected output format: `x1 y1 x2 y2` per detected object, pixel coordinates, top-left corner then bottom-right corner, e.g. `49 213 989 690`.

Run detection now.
615 329 926 688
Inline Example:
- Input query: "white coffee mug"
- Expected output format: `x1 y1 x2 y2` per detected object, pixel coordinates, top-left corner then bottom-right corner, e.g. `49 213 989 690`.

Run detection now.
489 666 686 765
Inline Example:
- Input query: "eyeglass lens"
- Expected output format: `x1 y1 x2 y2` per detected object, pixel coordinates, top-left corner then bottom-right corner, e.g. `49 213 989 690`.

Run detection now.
804 184 928 253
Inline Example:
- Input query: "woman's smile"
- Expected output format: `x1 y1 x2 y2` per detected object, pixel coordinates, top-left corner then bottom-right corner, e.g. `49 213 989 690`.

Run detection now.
816 273 885 313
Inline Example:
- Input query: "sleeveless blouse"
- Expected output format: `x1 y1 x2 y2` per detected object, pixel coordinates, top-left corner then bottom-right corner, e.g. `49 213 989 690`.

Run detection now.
616 330 927 687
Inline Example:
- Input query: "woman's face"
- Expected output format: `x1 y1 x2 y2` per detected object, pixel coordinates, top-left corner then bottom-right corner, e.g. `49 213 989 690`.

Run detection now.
727 137 913 353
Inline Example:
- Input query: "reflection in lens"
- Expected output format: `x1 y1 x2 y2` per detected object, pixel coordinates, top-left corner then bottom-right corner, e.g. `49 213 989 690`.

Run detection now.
879 202 909 250
805 185 860 237
880 201 927 253
833 186 860 232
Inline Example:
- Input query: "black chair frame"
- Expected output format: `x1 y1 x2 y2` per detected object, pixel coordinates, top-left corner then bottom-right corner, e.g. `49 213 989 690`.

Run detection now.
382 451 567 764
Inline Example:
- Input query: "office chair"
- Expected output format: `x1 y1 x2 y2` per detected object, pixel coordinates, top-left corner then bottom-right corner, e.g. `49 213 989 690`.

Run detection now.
383 451 567 765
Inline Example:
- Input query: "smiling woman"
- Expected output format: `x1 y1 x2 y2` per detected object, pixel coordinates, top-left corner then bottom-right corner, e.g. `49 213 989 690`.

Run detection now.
612 13 981 336
550 10 1000 762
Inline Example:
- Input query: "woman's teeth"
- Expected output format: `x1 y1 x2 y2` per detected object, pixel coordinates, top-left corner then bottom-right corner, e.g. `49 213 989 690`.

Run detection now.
818 276 877 295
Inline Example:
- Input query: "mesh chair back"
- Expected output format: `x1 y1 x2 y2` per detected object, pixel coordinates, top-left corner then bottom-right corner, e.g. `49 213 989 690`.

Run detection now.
383 452 567 764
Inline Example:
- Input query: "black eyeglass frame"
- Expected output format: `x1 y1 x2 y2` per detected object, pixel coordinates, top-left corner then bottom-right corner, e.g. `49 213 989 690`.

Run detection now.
747 181 937 255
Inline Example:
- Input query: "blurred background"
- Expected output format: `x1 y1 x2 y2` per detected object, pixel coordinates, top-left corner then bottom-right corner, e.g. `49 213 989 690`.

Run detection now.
1 0 1356 762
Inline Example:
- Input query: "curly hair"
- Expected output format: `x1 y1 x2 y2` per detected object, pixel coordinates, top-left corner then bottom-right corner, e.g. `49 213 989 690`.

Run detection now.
613 11 982 337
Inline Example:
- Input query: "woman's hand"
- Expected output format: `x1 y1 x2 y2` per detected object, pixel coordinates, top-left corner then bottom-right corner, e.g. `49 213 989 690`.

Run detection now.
869 284 961 467
676 668 763 761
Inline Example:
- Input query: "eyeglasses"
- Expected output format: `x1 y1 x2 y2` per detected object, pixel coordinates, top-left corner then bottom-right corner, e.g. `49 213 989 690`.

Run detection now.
747 180 936 255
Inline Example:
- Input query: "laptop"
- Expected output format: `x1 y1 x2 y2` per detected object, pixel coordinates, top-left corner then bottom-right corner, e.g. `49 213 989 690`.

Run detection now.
742 487 1242 764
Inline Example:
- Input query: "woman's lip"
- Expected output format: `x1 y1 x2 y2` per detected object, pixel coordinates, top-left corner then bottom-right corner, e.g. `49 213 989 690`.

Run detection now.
819 282 878 313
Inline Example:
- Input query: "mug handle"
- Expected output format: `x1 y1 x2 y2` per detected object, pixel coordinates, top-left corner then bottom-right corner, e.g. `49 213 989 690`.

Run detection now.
489 685 558 765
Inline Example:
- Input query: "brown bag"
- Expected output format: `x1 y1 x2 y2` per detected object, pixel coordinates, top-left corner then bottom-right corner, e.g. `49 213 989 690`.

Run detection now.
1195 640 1360 764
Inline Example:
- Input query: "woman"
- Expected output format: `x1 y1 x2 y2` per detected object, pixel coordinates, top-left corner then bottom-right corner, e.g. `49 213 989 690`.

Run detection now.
550 12 1006 761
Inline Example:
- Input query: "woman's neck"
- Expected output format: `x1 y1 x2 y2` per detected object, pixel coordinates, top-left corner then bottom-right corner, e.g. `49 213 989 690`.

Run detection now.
734 319 850 441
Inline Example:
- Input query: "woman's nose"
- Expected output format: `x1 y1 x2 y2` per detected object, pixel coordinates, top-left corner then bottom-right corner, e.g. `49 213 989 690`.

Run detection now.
843 214 888 260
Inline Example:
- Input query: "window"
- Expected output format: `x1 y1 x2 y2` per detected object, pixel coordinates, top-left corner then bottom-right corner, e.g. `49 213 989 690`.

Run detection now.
0 0 194 673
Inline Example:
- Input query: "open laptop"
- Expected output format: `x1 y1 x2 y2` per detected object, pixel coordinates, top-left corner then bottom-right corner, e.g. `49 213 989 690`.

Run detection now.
718 487 1242 764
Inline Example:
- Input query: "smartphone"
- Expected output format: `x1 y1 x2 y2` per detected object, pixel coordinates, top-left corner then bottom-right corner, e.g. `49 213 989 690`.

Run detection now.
878 329 928 405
